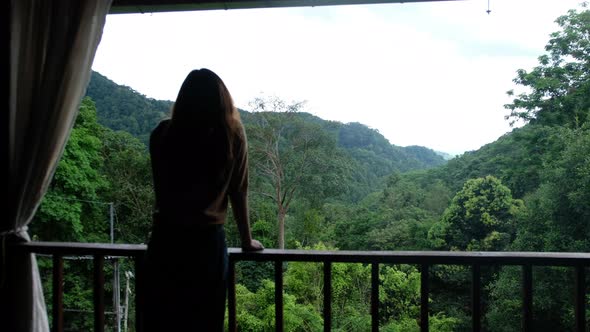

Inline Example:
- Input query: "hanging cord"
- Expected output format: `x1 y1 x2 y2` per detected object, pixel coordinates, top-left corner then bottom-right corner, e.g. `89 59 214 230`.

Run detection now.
486 0 492 14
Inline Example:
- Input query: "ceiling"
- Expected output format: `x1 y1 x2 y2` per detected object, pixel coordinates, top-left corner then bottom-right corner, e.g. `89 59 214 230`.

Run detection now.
110 0 461 14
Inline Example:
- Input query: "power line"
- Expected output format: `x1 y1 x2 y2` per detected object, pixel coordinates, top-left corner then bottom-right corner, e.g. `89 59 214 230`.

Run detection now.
44 194 112 206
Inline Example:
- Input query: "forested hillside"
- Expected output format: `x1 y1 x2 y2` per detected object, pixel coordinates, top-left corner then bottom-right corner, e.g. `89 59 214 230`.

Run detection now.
379 7 590 330
86 71 173 143
33 6 590 331
86 71 446 182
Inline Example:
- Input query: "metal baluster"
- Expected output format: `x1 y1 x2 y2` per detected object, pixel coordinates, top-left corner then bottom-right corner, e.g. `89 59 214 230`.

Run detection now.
522 264 533 332
371 263 379 332
421 264 429 332
93 255 105 332
575 265 586 332
324 262 332 332
52 255 64 332
228 259 237 332
275 260 284 332
472 264 481 332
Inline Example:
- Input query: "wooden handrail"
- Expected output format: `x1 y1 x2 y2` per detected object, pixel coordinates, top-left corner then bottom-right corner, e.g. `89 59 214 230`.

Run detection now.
14 241 590 266
10 242 590 332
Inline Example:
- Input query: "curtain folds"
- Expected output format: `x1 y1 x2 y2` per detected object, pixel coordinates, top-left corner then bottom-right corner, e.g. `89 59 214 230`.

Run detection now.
2 1 112 331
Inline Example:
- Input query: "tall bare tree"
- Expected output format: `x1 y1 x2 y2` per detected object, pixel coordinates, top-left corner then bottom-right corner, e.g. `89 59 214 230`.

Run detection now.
247 96 326 249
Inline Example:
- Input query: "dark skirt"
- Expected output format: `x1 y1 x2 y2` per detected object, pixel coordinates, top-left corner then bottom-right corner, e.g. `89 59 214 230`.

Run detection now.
143 222 228 332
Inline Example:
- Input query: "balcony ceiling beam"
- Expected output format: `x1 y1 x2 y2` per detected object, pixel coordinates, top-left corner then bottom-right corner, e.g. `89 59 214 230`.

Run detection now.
110 0 463 14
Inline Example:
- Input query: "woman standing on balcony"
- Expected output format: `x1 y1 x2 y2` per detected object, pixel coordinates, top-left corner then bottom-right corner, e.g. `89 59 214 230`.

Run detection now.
144 68 263 332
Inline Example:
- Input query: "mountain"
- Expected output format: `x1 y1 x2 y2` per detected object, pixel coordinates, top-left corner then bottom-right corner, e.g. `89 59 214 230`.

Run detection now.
85 71 172 143
434 150 455 160
85 70 446 176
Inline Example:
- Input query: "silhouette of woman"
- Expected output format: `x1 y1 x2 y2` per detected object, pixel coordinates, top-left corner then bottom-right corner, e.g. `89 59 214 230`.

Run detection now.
144 69 263 331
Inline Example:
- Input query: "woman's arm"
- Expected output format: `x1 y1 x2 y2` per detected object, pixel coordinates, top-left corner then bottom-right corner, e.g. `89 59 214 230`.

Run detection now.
229 192 263 251
229 127 263 251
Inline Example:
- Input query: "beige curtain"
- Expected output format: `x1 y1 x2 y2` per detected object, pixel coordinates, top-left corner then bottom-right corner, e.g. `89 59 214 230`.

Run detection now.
2 1 112 331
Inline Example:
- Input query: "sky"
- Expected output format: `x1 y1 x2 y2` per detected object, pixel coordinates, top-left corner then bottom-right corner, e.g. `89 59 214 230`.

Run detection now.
92 0 584 155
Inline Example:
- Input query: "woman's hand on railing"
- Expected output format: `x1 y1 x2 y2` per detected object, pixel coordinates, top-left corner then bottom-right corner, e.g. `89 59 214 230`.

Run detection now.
242 239 264 251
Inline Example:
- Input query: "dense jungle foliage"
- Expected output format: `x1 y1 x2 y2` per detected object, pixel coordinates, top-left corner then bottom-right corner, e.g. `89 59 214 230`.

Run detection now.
32 6 590 331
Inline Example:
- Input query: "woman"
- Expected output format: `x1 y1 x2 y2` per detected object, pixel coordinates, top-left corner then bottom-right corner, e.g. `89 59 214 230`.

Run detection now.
144 69 263 331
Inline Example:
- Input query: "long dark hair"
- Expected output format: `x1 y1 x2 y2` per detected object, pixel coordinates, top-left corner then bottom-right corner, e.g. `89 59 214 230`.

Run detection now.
170 69 241 157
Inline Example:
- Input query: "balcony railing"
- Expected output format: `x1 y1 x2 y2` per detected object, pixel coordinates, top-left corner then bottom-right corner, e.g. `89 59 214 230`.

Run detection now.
12 242 590 332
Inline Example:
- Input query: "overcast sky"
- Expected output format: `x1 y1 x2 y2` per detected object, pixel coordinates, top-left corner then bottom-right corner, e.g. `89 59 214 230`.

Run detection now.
92 0 583 155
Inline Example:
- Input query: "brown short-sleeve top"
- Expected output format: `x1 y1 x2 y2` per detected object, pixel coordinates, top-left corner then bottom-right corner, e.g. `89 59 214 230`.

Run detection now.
149 119 248 225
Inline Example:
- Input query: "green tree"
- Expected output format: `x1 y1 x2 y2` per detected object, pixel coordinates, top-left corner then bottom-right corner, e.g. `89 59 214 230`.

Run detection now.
101 129 154 244
233 280 323 332
433 176 524 251
32 97 109 242
505 5 590 127
283 244 458 331
486 125 590 331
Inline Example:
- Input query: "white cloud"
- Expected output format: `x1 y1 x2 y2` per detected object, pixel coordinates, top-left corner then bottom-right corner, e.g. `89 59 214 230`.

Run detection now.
92 0 582 154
